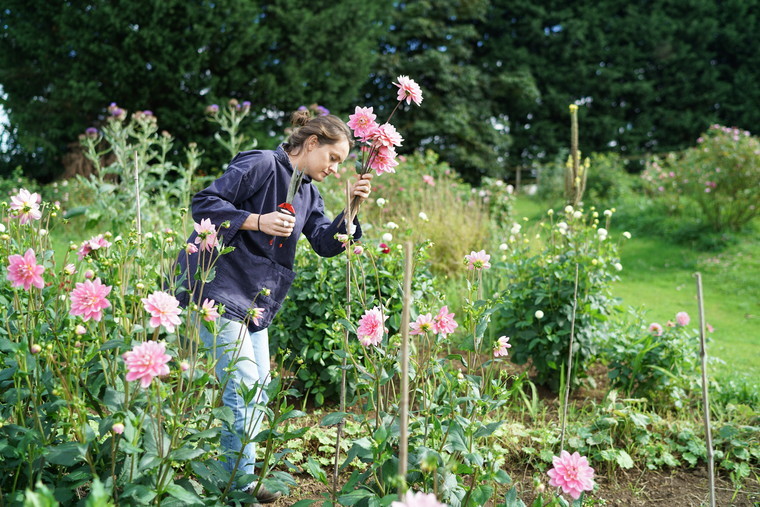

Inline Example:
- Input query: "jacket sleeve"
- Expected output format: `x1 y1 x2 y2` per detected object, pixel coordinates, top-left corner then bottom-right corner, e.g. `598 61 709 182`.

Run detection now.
302 192 363 258
191 153 271 244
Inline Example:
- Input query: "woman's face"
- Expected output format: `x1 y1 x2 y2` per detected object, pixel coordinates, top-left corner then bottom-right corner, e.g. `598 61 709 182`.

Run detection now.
300 136 351 182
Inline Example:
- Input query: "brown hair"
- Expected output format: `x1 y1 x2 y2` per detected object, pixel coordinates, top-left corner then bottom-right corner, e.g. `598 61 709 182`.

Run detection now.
283 111 354 154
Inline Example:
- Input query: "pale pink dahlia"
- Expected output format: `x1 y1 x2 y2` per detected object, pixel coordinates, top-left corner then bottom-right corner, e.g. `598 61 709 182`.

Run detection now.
547 450 595 500
194 218 219 252
7 248 45 290
493 336 512 357
648 322 663 336
371 123 404 148
410 313 434 335
370 145 399 175
9 188 42 224
77 234 112 260
123 341 171 388
393 75 424 106
391 491 445 507
432 306 458 337
465 250 491 270
69 278 112 322
675 311 690 326
347 106 379 140
249 307 265 326
142 291 182 333
357 306 388 347
199 298 220 322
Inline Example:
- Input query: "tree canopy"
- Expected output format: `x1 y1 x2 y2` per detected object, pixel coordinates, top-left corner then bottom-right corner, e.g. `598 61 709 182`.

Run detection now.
1 0 758 181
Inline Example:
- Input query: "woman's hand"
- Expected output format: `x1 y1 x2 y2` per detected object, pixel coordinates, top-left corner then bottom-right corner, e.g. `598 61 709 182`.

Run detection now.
351 173 373 204
243 211 296 236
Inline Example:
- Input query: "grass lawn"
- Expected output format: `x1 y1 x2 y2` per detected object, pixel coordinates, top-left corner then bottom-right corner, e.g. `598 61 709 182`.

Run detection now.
615 232 760 382
513 196 760 384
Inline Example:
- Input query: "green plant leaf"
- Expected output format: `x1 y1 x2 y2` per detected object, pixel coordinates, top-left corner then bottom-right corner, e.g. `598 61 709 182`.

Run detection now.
45 442 88 466
165 483 203 505
320 411 349 427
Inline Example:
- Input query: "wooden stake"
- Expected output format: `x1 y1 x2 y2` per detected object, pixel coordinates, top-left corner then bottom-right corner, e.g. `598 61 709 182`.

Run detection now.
695 272 716 507
398 242 413 497
332 181 353 501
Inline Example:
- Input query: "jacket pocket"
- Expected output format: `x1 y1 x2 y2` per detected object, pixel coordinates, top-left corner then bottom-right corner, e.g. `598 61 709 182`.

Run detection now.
214 253 296 331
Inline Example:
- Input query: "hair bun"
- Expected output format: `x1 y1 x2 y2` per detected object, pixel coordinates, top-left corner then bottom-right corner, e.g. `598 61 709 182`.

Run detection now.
290 110 311 127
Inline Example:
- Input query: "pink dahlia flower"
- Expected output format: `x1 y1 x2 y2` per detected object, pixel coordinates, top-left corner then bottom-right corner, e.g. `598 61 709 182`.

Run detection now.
199 298 220 322
347 106 379 141
123 341 171 388
432 306 458 337
357 306 388 347
547 450 595 500
493 336 512 357
422 175 435 186
9 189 42 224
648 322 663 336
410 313 434 335
249 307 265 326
391 491 444 507
393 75 424 106
675 311 690 326
370 145 399 175
465 250 491 270
7 248 45 290
185 242 198 254
77 234 112 260
371 123 404 148
194 218 219 252
142 291 182 333
69 278 112 322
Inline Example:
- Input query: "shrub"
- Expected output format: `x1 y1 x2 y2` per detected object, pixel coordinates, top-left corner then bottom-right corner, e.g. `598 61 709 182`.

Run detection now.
270 238 440 406
489 205 625 390
601 308 700 407
642 125 760 232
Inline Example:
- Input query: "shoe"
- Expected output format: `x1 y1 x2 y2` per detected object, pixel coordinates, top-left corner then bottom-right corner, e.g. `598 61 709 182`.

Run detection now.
244 484 281 504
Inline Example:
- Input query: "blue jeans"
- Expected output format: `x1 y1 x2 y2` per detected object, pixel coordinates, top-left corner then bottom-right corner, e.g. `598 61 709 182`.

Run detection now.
199 317 270 482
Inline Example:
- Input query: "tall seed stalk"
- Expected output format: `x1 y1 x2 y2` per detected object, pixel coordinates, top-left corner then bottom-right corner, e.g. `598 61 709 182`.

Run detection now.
565 104 587 206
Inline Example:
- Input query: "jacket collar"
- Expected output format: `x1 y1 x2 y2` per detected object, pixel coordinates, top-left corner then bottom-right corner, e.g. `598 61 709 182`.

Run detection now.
275 145 313 183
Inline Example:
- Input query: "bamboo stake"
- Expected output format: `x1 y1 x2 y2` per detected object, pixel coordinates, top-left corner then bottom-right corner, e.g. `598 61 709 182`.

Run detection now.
695 272 716 507
332 181 353 501
559 263 580 453
398 242 413 497
134 153 142 238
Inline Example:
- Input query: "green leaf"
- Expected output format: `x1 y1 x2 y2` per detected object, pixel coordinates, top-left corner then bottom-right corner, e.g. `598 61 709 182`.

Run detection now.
165 483 203 505
473 421 502 439
615 450 634 469
338 489 375 506
169 447 206 462
45 442 87 466
443 422 468 453
303 457 328 485
471 484 494 505
321 411 349 427
504 486 527 507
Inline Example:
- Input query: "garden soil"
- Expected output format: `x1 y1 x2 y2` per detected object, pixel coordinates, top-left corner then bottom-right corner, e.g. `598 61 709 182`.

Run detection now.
271 466 759 506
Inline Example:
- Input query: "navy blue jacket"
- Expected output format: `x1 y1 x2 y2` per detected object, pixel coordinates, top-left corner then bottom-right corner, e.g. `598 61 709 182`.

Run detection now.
177 146 361 331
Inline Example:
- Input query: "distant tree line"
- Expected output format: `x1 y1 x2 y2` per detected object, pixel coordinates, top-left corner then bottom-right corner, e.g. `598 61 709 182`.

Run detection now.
1 0 757 182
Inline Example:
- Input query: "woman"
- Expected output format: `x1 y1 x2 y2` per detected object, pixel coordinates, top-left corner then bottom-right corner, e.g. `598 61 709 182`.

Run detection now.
178 110 372 503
